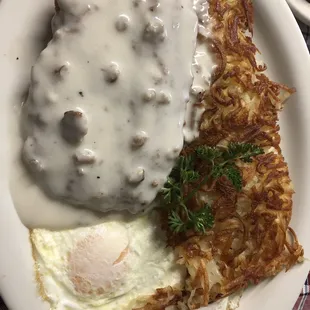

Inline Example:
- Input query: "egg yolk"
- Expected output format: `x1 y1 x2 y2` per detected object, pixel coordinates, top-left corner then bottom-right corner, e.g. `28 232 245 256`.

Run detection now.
67 225 129 297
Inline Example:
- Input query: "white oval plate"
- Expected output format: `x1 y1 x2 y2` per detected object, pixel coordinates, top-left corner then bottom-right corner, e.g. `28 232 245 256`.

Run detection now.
0 1 309 310
286 0 310 26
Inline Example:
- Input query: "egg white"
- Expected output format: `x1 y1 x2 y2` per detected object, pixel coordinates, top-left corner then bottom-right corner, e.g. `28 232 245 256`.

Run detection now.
31 212 185 310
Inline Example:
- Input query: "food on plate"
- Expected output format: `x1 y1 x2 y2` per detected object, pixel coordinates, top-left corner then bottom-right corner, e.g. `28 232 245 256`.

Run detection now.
31 212 185 309
152 0 304 307
15 0 304 309
21 0 198 214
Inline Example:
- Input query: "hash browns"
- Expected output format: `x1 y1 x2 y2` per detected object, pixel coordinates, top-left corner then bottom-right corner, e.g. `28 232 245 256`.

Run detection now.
134 0 303 309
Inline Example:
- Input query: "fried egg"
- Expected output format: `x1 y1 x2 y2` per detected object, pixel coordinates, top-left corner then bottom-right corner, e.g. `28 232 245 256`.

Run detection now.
31 212 185 309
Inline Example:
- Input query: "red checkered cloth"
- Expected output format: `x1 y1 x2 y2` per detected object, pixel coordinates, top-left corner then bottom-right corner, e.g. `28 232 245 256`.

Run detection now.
294 273 310 310
0 12 309 310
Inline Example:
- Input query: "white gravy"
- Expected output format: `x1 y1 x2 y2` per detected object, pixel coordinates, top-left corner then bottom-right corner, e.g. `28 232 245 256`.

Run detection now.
9 0 216 229
183 0 217 142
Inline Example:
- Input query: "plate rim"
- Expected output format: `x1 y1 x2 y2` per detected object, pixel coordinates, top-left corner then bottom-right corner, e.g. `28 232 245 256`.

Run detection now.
286 0 310 26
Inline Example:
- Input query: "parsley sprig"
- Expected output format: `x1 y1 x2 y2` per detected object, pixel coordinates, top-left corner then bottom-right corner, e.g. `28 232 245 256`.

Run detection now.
195 142 264 192
168 205 214 234
161 143 264 234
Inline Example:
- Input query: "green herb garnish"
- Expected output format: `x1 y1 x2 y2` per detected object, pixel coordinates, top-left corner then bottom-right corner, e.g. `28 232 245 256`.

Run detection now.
168 204 214 234
161 143 264 234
